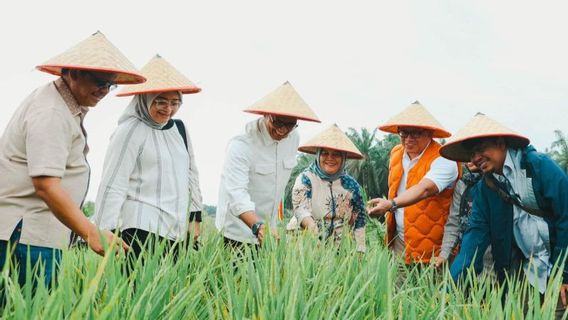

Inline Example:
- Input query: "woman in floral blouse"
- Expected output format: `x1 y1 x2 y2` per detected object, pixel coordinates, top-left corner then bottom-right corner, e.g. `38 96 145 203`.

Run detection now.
290 125 367 252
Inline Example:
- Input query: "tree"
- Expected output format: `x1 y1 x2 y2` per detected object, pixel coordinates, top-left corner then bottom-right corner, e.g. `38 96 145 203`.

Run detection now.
550 129 568 173
346 128 399 199
283 153 314 212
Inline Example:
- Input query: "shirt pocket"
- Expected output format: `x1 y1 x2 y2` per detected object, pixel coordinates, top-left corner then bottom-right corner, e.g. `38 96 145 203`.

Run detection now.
283 157 297 170
255 163 275 175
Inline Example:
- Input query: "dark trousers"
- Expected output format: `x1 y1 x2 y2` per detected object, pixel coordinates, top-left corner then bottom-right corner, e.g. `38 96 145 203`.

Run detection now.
120 228 180 275
223 237 260 271
0 221 62 306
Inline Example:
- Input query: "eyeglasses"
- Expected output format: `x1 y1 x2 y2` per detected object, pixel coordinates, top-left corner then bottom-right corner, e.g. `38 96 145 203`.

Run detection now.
82 71 117 91
398 128 427 139
153 98 182 109
269 115 298 132
320 150 343 158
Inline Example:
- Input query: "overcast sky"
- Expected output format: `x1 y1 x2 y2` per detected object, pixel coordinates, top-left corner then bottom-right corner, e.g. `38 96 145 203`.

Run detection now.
1 0 567 205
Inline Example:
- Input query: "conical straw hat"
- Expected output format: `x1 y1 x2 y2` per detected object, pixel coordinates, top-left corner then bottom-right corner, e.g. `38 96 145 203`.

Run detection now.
36 31 145 85
299 124 363 159
440 113 530 162
244 81 320 122
116 54 201 96
378 101 451 138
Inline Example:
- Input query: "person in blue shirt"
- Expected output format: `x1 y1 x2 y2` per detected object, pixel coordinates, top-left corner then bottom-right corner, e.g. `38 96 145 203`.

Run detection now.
440 113 568 317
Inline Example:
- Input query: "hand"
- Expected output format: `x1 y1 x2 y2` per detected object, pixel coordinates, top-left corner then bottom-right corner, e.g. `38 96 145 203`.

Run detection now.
257 224 266 246
270 227 280 240
561 284 568 307
85 227 129 256
434 256 447 269
367 198 393 217
257 225 279 246
301 217 319 234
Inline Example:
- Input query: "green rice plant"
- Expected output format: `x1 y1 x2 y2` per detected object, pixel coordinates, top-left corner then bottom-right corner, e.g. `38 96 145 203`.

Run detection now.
0 218 566 319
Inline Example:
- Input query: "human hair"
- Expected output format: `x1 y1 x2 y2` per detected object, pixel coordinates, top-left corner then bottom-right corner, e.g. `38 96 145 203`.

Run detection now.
462 136 506 150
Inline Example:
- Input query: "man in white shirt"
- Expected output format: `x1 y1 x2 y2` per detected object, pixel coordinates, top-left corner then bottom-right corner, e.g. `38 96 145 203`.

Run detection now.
216 82 320 246
368 101 460 264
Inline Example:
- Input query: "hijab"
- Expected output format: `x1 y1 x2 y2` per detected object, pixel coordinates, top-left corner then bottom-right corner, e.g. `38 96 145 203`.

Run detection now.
309 148 347 182
118 92 182 129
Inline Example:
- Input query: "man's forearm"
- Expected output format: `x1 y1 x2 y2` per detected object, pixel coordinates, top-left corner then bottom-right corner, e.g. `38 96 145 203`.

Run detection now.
393 179 438 208
32 177 96 239
239 210 262 228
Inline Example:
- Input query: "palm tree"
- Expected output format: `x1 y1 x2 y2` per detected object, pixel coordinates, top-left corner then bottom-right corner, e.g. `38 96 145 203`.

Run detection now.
283 153 314 212
345 128 399 199
550 129 568 173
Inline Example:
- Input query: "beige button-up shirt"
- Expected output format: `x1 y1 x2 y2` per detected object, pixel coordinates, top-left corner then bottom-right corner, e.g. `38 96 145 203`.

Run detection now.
0 78 90 249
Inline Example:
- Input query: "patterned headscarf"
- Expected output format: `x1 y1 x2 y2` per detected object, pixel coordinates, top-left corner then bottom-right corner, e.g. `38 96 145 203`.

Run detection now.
118 92 182 129
309 148 347 182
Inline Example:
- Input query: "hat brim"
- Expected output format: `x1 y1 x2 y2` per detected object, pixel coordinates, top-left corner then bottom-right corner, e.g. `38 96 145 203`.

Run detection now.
440 133 530 162
244 109 321 123
379 124 451 138
116 86 201 97
36 64 146 85
298 145 364 159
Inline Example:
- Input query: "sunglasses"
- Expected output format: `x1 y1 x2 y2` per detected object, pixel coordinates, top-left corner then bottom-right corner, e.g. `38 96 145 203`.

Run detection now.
82 71 117 91
398 128 427 139
269 115 298 132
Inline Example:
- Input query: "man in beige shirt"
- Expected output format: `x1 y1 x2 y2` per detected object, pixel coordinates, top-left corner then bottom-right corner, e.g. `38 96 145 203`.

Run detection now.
0 32 145 288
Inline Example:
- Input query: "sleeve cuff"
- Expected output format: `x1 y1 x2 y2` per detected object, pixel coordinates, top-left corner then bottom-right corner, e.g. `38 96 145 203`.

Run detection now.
439 248 451 260
296 211 313 224
28 166 65 178
231 202 255 216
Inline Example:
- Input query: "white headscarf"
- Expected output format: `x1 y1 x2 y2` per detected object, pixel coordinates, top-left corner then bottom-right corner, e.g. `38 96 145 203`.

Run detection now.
118 92 182 129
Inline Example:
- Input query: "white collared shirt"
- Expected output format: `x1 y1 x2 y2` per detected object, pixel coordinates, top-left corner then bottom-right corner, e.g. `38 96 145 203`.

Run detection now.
215 118 298 244
496 148 550 293
395 142 459 240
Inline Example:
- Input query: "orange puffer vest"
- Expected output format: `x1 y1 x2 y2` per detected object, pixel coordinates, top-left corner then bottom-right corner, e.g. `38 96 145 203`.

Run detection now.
385 141 460 264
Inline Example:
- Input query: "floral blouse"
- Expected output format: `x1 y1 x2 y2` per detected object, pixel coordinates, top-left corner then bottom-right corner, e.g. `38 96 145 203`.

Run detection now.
292 169 367 252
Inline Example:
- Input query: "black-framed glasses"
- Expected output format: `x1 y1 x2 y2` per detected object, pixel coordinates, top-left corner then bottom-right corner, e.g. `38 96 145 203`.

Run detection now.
269 115 298 132
82 71 117 91
153 98 182 109
398 128 427 139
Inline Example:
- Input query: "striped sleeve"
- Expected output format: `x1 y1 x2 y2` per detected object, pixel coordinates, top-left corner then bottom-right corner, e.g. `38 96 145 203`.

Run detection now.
92 121 144 230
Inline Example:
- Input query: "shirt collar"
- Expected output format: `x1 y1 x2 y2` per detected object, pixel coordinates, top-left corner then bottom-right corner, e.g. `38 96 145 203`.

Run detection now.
256 117 278 146
495 148 522 182
54 78 89 117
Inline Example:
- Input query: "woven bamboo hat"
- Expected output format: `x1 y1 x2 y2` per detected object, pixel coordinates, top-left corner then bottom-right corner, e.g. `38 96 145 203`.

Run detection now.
116 54 201 96
299 124 363 159
244 81 320 122
440 113 530 162
36 31 145 85
378 101 451 138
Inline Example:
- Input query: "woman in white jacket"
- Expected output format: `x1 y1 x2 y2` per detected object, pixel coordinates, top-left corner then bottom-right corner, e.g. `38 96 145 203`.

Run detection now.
92 55 203 260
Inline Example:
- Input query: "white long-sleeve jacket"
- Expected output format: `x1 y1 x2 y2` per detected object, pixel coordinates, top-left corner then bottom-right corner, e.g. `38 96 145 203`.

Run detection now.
216 118 298 244
92 118 202 241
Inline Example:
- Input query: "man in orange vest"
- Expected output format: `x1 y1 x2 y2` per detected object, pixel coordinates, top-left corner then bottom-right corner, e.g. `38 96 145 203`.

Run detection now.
368 101 460 264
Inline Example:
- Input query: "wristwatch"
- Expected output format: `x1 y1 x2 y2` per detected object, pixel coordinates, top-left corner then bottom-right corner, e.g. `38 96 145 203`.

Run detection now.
389 199 398 212
251 222 264 237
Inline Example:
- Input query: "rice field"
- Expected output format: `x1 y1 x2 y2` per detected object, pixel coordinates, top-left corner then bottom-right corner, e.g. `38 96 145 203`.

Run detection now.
0 218 565 319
